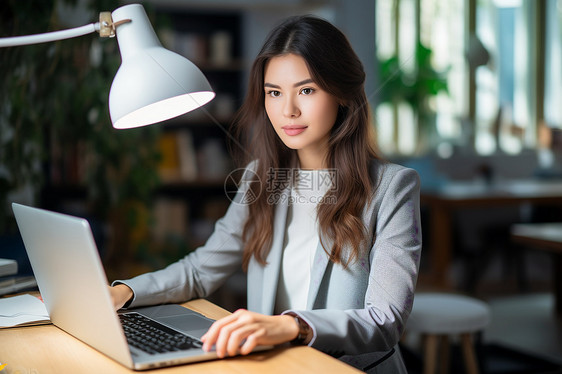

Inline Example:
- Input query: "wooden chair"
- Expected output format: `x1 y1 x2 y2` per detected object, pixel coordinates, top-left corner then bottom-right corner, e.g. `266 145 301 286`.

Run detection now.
406 293 491 374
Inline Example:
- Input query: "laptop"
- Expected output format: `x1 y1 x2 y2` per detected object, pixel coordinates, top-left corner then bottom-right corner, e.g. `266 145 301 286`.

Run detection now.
12 203 250 370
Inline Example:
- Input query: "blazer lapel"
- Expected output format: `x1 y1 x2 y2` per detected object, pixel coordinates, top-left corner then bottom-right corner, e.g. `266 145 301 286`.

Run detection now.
306 233 332 310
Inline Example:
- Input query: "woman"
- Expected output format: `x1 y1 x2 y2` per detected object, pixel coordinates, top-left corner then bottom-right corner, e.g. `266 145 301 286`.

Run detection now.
111 15 421 373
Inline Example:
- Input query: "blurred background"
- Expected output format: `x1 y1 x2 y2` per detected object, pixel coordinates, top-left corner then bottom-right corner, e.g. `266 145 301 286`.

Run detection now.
1 0 561 372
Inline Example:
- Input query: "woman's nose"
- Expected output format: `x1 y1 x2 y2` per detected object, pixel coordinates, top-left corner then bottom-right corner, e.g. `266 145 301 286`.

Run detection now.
283 97 301 118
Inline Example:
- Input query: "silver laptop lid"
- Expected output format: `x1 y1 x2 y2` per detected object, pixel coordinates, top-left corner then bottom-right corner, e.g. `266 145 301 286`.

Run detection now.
12 203 133 368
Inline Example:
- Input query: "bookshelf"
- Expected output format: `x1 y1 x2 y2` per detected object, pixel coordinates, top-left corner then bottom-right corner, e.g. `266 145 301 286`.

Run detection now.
150 7 244 252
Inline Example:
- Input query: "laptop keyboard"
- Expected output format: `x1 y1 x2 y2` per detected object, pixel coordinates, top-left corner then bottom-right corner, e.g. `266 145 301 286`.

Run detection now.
119 312 203 355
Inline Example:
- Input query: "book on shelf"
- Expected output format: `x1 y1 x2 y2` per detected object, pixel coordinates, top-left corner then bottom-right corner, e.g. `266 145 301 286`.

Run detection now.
152 198 189 244
158 132 182 182
177 130 198 182
158 130 199 183
197 138 230 181
159 28 234 69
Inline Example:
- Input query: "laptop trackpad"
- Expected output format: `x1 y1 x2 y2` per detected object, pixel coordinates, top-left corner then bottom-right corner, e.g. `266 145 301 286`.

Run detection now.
157 315 214 339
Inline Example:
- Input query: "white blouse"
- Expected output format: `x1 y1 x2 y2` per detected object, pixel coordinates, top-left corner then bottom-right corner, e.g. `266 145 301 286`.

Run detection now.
275 169 333 313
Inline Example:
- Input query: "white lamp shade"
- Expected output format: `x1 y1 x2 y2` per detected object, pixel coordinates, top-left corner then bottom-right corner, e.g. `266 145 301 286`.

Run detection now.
109 4 215 129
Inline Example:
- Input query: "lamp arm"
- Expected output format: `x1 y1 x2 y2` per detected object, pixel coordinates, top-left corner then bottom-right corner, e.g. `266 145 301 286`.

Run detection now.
0 11 130 48
0 23 100 48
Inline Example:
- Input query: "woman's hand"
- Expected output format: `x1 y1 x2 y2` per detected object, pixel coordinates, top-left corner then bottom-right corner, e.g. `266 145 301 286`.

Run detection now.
201 309 299 358
109 284 134 310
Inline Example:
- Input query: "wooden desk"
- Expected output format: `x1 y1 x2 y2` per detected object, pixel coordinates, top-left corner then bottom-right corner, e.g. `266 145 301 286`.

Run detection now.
511 222 562 314
421 179 562 288
0 298 361 373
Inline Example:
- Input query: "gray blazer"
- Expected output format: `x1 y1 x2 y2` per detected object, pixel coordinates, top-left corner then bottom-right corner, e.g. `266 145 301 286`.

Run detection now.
117 160 421 373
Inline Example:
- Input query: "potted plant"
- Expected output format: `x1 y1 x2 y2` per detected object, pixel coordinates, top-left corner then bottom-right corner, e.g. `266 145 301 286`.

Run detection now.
377 42 449 153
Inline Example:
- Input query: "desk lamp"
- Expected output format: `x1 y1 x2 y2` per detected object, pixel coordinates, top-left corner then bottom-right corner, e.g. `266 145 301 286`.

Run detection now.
0 3 215 129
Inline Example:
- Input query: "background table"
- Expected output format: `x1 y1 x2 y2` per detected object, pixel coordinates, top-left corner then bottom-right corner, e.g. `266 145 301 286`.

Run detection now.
0 298 361 373
421 179 562 288
511 222 562 314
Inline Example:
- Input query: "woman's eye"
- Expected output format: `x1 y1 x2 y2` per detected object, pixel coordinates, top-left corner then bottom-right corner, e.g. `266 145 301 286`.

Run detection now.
301 88 314 95
267 90 281 97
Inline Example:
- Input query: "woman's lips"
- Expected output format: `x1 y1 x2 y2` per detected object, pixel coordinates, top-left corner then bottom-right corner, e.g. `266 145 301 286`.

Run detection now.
282 125 307 136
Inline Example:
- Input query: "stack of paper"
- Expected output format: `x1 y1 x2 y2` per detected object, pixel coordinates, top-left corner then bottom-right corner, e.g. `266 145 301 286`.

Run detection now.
0 258 17 277
0 294 50 328
0 276 38 296
0 258 37 296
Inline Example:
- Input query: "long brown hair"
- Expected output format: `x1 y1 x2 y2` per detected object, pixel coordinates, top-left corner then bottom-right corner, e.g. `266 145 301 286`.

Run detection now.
230 15 380 270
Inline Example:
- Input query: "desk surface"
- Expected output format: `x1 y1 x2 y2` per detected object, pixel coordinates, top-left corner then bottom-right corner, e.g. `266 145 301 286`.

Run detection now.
0 298 360 373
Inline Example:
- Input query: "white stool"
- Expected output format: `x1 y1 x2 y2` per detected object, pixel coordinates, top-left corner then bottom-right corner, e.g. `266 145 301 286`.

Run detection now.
406 293 491 374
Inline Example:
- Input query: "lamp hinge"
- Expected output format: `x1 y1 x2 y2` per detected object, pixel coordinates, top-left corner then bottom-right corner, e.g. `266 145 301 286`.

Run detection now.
98 12 131 38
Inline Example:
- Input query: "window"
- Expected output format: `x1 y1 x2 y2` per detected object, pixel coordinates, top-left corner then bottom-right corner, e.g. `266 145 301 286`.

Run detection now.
474 0 536 155
545 0 562 129
375 0 548 156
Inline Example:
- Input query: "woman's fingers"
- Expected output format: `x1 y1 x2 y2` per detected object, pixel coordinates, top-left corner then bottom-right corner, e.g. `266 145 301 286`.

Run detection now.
201 310 300 357
225 323 260 357
239 328 263 355
202 309 250 355
108 284 133 310
214 310 257 357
